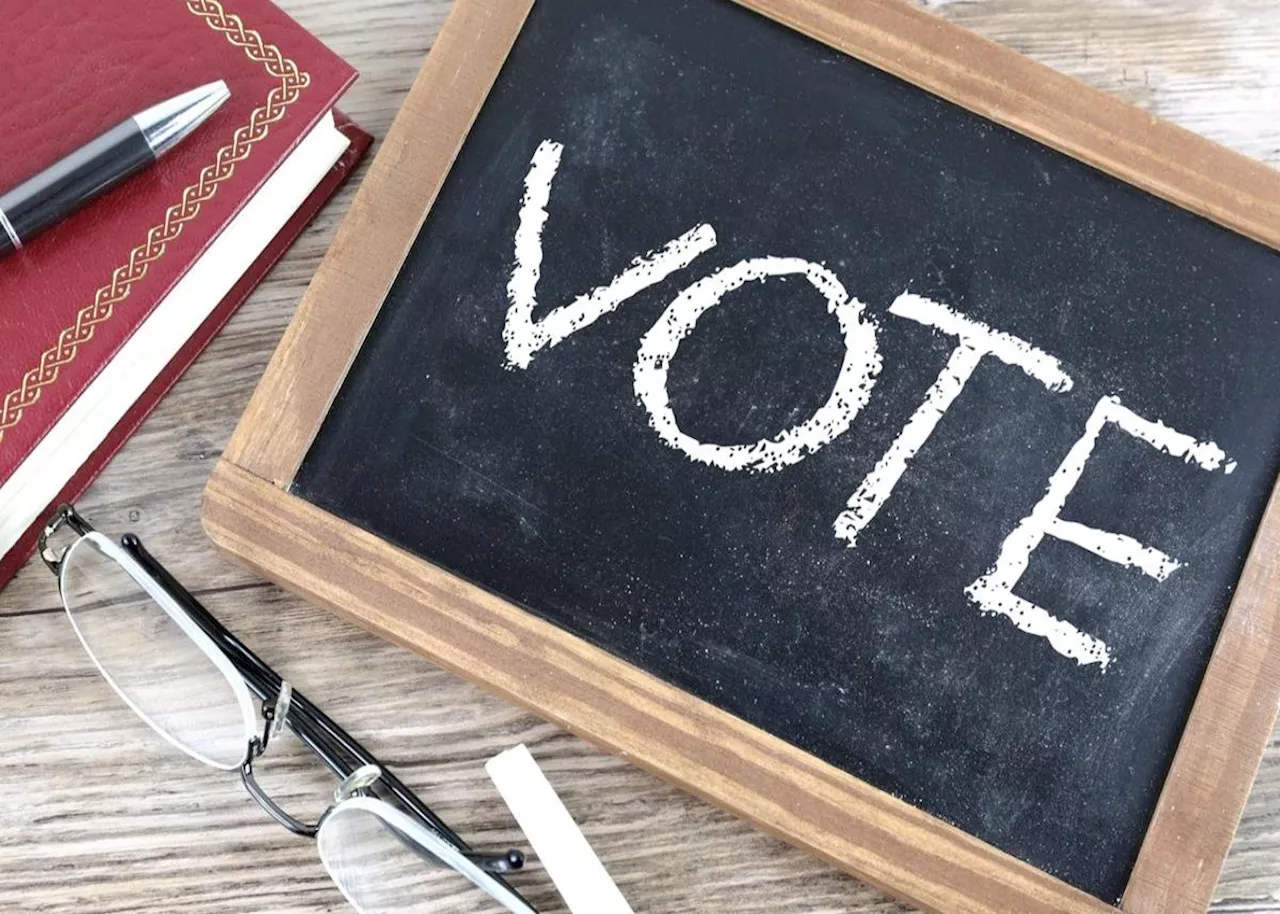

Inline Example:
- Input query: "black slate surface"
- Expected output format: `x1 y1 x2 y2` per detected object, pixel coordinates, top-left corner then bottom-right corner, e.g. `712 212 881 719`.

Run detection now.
295 0 1280 901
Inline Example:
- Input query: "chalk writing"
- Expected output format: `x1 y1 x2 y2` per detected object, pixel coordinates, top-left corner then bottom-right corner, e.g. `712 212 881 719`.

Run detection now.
834 293 1074 546
505 140 717 370
968 396 1237 668
502 140 1238 668
634 258 882 472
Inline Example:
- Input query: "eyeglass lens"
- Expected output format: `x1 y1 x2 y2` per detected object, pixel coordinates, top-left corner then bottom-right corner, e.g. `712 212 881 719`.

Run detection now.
59 535 253 770
319 803 455 913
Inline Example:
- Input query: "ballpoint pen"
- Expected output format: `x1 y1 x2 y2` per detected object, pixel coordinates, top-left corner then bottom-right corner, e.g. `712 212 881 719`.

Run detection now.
0 81 231 258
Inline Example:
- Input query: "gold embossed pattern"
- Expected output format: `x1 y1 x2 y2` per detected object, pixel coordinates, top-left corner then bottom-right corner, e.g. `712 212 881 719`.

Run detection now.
0 0 311 447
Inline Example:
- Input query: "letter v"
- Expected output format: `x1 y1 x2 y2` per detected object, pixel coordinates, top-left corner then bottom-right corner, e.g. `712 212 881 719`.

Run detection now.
504 140 718 370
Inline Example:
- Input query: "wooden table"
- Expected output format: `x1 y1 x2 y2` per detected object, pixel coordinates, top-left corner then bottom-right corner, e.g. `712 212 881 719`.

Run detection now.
3 2 1278 912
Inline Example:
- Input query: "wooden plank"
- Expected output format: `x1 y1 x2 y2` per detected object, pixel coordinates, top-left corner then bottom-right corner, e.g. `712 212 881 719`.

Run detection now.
203 458 1118 914
223 0 536 487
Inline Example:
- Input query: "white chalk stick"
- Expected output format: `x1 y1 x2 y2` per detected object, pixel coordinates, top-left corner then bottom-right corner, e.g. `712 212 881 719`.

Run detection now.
486 745 636 914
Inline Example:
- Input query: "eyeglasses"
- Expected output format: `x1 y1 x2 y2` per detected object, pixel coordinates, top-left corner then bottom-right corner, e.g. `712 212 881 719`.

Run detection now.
38 505 538 914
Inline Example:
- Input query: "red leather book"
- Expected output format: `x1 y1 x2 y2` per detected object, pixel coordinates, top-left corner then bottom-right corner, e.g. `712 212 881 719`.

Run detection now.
0 0 371 588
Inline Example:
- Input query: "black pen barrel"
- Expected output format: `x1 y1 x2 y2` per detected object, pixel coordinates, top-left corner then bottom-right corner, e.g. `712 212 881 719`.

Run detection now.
0 119 154 248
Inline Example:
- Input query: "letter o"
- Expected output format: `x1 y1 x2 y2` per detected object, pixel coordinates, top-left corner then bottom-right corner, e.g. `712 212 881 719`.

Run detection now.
633 257 881 473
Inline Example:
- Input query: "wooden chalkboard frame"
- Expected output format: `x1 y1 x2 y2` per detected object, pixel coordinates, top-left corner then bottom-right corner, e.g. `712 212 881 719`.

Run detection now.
203 1 1280 912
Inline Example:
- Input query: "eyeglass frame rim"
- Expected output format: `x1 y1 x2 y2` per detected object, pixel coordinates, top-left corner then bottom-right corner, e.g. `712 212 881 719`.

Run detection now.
38 504 533 911
56 531 260 772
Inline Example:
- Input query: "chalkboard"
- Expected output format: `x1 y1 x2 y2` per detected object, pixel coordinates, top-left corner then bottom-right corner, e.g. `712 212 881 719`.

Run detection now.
206 1 1280 912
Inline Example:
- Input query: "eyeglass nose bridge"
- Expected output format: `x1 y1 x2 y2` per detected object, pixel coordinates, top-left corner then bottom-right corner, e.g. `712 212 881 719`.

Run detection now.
240 682 325 838
241 751 322 838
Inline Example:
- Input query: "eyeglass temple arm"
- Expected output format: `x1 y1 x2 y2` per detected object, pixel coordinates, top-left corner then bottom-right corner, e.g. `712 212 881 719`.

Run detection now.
119 533 514 872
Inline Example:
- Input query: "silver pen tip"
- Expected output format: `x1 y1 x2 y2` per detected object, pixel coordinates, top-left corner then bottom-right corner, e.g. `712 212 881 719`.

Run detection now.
134 80 232 158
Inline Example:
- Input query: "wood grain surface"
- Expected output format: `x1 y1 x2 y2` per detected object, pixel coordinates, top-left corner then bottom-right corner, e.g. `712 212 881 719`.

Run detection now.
2 2 1279 913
